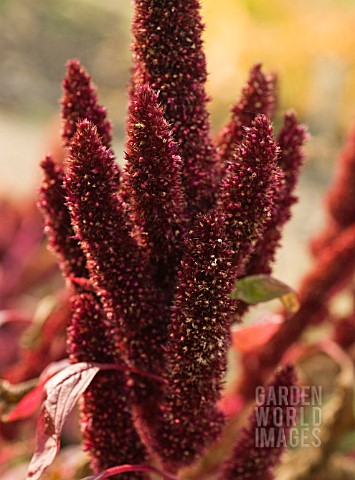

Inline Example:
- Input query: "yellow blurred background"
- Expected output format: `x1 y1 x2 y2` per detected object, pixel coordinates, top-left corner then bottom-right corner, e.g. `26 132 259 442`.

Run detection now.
203 0 355 131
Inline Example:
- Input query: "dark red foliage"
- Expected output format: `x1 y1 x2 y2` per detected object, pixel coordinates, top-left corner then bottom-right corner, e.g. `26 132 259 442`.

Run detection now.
0 202 44 307
3 297 70 384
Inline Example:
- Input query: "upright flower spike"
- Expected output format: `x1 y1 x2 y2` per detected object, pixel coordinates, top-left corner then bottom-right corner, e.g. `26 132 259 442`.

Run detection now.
216 114 281 265
39 158 148 478
125 84 188 289
218 365 298 480
62 60 112 148
149 214 235 470
131 0 219 213
40 58 121 286
65 120 166 398
217 63 277 170
146 116 281 470
39 155 88 282
68 294 149 479
241 111 307 279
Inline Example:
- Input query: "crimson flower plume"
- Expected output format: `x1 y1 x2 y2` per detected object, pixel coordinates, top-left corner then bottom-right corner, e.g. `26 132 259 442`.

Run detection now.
242 110 307 278
326 123 355 229
41 60 149 477
217 63 277 171
146 114 281 470
62 60 112 148
65 120 167 399
125 84 188 289
131 0 218 213
40 59 119 286
39 155 88 283
311 122 355 254
277 110 308 201
217 114 281 270
35 2 311 476
68 294 148 478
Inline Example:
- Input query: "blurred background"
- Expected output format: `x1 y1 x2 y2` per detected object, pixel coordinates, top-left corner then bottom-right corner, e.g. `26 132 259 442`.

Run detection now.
0 0 355 285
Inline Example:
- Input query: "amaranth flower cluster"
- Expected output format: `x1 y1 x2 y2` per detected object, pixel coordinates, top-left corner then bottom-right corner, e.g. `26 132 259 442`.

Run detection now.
38 0 306 478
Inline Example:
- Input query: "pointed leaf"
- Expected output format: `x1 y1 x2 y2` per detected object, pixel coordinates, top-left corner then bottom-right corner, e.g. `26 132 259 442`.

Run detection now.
232 314 283 352
26 362 112 480
27 407 59 480
4 383 44 422
231 274 299 311
2 359 70 422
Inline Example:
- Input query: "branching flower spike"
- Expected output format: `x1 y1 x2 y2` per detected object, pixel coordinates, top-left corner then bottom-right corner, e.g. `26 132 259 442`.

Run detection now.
143 115 282 470
40 65 149 477
35 1 309 478
65 120 167 396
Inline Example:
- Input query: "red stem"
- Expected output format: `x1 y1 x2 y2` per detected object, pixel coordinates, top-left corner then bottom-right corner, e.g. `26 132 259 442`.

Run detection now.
82 463 181 480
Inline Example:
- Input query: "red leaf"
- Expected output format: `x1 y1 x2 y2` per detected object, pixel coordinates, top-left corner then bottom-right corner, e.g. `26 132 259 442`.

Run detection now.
3 359 70 423
5 383 44 422
232 314 283 352
26 362 117 480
